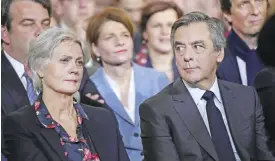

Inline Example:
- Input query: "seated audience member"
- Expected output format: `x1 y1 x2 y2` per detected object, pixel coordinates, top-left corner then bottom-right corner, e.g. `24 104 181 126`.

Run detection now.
86 7 170 161
1 0 103 118
218 0 268 86
140 12 275 161
254 14 275 144
135 1 183 81
3 28 129 161
114 0 145 54
54 0 98 76
55 0 95 41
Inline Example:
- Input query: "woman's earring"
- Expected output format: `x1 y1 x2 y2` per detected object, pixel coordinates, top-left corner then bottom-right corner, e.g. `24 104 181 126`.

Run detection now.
142 39 146 44
96 57 101 62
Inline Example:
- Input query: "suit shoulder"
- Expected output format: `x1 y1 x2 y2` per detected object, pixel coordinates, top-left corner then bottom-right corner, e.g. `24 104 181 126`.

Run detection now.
219 80 255 93
3 105 36 129
254 68 275 89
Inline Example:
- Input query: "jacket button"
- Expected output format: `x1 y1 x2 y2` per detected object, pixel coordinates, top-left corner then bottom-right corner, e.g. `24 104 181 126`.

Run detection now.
140 151 144 156
134 133 139 137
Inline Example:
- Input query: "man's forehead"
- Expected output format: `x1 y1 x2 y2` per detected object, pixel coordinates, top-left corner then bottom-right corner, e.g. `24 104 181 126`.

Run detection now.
174 23 210 42
10 1 49 19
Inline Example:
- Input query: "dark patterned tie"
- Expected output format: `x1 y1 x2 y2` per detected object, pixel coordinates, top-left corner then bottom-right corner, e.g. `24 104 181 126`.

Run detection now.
202 91 236 161
23 72 38 105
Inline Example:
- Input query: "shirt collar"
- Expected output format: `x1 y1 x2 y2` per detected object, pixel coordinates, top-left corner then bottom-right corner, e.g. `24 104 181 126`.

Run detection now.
183 78 222 105
4 51 25 78
35 95 89 129
74 102 89 120
103 67 134 92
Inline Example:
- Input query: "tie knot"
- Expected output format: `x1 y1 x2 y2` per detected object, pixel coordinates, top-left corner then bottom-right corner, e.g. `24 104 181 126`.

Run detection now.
202 91 215 101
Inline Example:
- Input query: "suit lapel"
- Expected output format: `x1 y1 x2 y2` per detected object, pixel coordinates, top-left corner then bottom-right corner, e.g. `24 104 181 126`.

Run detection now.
40 126 68 161
172 79 219 161
218 81 250 159
1 53 30 110
91 68 134 126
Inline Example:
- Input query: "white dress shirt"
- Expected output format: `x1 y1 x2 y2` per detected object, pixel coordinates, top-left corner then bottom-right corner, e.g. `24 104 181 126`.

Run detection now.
104 69 136 123
183 78 241 161
236 56 247 86
4 51 27 90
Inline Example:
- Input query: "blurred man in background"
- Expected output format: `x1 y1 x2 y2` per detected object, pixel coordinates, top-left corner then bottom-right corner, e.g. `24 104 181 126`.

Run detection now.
218 0 268 85
115 0 145 54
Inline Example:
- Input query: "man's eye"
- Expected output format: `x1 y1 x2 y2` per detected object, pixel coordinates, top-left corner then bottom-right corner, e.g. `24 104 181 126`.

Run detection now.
60 59 69 63
192 44 205 53
194 45 204 49
176 46 184 51
77 60 84 66
22 22 34 26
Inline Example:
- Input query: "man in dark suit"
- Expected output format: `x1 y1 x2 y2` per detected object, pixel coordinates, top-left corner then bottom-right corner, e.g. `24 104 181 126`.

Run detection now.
140 12 275 161
217 0 268 86
254 14 275 145
1 0 104 117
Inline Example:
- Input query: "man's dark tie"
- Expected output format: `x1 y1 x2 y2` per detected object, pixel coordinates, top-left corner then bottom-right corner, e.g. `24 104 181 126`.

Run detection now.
23 72 38 105
202 91 236 161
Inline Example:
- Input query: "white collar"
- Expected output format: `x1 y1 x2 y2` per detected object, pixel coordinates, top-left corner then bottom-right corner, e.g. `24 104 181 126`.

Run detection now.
183 78 222 105
4 51 25 79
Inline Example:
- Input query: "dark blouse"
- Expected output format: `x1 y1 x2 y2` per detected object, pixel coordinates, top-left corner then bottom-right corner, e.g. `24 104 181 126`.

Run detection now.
34 97 100 161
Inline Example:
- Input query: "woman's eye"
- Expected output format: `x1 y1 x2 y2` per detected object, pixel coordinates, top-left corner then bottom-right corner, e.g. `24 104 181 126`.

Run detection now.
60 59 69 63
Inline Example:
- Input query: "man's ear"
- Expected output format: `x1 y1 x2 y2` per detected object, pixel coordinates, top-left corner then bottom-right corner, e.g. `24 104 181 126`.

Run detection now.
223 12 232 24
216 48 225 64
1 26 11 44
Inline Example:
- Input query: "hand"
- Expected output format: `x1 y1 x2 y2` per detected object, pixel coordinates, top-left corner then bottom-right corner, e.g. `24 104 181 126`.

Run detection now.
85 93 105 104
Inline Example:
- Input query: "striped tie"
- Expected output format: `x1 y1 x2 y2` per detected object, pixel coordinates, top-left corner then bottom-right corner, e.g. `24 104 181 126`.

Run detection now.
23 72 38 105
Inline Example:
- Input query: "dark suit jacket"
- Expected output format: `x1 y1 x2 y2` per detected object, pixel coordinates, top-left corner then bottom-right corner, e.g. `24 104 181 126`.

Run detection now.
1 52 103 117
3 103 130 161
140 78 275 161
217 30 263 85
217 47 242 84
254 67 275 143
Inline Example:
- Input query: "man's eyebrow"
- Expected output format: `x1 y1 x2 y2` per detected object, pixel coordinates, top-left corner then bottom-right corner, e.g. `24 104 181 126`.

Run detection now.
174 41 184 46
190 40 205 45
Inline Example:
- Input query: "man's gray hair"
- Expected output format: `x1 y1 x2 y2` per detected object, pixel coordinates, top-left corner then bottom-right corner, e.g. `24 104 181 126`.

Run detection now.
170 12 226 51
28 27 90 93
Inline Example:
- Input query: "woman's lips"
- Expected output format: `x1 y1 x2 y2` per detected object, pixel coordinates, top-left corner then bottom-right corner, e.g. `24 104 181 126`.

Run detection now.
115 49 128 54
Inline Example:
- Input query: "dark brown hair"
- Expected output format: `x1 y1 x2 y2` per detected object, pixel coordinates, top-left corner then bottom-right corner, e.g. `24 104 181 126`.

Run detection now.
140 1 183 34
1 0 52 31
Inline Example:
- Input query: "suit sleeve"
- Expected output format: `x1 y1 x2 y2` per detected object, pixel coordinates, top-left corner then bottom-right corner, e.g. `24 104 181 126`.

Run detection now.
253 88 275 160
254 73 275 142
3 115 48 161
140 102 180 161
